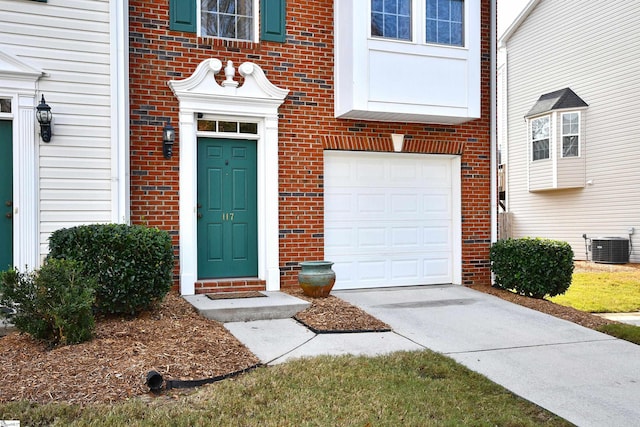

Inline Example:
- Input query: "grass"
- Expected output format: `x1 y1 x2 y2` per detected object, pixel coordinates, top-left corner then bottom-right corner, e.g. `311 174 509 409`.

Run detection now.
547 267 640 345
597 323 640 345
0 351 570 427
549 271 640 313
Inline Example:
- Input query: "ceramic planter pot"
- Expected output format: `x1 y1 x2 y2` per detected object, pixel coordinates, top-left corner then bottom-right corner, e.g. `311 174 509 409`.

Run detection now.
298 261 336 298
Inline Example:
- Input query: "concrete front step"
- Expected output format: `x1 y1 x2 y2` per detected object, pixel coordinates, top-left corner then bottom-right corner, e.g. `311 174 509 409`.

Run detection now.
183 291 311 323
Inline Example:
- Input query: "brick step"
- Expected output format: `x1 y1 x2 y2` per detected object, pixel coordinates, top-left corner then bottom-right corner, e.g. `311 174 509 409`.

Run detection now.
194 278 266 295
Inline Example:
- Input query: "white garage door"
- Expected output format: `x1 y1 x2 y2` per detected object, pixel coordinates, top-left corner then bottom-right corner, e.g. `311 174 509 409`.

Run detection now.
324 151 461 290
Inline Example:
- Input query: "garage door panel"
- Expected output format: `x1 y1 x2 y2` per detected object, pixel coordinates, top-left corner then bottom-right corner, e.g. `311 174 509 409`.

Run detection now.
358 227 387 248
325 192 353 214
325 151 459 289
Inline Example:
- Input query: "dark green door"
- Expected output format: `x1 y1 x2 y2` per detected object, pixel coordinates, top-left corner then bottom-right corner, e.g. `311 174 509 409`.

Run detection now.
197 138 258 278
0 121 12 270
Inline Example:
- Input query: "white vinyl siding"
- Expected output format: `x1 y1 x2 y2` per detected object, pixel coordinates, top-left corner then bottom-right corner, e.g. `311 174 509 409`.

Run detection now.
0 0 115 258
502 0 640 262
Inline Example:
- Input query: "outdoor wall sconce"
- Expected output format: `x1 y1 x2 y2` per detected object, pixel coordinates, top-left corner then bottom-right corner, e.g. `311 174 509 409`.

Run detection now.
36 95 52 143
163 121 175 159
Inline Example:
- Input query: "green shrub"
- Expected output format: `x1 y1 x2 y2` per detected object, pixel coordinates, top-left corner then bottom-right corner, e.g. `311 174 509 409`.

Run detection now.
490 237 574 299
0 259 96 346
47 223 174 315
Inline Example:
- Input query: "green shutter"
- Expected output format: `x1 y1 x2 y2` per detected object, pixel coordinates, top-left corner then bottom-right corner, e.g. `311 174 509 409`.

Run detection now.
261 0 286 43
170 0 197 33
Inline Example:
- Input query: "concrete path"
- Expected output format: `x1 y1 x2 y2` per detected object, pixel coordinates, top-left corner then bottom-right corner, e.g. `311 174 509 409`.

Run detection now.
225 285 640 427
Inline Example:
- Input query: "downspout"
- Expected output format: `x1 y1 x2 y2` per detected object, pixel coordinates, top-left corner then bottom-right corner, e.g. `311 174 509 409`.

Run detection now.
490 0 498 279
110 0 130 224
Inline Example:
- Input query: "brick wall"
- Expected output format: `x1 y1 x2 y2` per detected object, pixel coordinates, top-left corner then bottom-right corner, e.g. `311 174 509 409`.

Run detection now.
128 0 493 290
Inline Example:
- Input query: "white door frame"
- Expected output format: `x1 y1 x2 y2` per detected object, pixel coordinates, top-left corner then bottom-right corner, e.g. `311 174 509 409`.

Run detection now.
169 59 289 295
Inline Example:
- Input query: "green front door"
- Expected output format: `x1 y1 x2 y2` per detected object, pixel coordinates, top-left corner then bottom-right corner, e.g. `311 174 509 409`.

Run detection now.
197 138 258 278
0 120 12 270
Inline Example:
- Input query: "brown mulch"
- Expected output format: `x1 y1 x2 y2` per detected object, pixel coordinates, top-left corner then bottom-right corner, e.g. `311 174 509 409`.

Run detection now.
287 288 391 333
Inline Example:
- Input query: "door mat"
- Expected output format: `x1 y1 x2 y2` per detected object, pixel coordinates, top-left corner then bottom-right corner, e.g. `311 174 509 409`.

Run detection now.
205 291 266 300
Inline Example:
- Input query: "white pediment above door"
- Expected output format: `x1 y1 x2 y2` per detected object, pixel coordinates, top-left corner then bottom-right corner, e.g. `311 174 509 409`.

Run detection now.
0 48 44 83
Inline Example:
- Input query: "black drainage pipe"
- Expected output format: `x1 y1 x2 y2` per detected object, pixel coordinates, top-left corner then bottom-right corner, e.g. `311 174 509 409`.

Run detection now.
145 363 263 392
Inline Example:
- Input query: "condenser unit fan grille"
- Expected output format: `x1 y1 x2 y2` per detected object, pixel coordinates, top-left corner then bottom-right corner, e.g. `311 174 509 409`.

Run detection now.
592 237 629 264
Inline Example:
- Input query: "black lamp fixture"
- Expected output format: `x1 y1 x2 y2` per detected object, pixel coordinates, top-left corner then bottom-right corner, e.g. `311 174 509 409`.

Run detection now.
163 121 175 159
36 95 52 143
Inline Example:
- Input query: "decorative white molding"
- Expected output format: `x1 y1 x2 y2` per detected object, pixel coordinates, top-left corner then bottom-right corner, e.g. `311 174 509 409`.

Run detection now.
391 133 404 152
169 59 289 295
0 49 44 270
0 49 44 82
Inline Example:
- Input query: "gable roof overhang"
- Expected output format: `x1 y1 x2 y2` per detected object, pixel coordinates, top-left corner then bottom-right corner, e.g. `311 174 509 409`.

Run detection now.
498 0 542 47
525 87 588 118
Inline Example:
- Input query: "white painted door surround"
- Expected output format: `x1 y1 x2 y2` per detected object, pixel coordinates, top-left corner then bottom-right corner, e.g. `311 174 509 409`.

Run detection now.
169 59 289 295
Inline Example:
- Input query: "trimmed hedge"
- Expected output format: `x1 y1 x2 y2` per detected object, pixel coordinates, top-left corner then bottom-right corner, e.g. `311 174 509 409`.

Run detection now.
0 259 96 346
490 237 574 299
47 224 174 315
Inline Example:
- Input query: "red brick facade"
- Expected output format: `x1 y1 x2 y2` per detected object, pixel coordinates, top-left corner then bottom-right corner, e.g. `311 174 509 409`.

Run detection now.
128 0 493 291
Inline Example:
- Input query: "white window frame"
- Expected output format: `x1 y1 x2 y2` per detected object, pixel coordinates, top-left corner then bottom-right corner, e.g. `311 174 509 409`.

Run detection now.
198 0 260 42
530 115 551 162
561 111 580 158
370 0 467 48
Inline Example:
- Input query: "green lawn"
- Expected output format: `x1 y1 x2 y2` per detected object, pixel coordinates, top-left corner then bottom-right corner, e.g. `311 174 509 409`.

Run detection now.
549 271 640 313
0 352 570 427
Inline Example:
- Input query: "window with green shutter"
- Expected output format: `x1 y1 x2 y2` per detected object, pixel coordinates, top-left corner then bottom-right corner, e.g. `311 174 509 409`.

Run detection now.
169 0 285 43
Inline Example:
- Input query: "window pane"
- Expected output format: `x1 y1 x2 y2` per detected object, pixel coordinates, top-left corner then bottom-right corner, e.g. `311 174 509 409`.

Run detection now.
437 20 450 44
219 14 236 38
202 13 218 37
239 122 258 134
532 139 550 161
371 0 411 40
219 121 238 132
220 0 235 13
398 0 410 15
198 120 217 132
563 113 579 134
532 117 549 140
0 99 10 113
202 0 217 12
372 13 384 36
398 16 411 39
384 0 397 14
237 16 252 40
563 136 579 157
384 15 398 37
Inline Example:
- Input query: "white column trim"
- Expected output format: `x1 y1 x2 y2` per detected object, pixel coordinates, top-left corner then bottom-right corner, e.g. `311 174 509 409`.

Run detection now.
0 49 44 270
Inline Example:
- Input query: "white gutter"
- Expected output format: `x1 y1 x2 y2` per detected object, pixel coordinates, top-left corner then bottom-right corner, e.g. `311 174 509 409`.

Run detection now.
491 0 498 246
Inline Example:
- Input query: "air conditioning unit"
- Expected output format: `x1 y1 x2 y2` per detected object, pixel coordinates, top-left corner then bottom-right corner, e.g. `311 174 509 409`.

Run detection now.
591 237 629 264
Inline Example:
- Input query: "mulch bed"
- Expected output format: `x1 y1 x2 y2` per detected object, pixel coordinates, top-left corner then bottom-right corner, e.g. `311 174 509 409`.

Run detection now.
0 293 260 405
287 288 391 333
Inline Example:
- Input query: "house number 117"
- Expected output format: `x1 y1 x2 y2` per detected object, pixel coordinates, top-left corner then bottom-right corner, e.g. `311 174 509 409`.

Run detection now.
222 213 235 221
